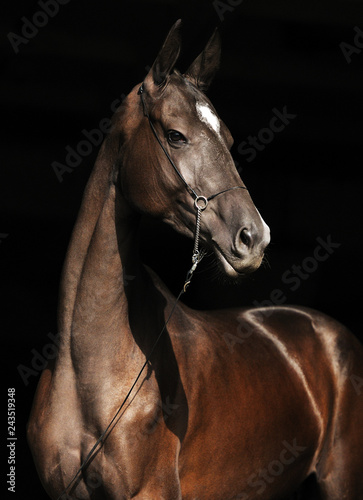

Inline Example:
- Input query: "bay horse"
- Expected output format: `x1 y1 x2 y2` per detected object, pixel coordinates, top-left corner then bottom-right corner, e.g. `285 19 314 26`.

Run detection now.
28 21 363 500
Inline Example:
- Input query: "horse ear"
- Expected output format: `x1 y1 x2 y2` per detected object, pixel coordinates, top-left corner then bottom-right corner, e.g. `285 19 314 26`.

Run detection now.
145 19 182 89
185 28 221 91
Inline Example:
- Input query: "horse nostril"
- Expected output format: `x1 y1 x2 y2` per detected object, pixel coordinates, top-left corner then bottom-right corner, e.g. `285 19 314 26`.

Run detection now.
240 228 252 248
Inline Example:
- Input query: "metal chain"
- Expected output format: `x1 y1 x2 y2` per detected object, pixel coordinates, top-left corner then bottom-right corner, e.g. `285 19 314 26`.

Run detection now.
193 206 202 258
183 196 208 292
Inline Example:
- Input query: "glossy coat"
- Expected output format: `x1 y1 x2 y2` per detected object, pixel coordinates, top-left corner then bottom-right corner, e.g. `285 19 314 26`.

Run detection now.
28 21 363 499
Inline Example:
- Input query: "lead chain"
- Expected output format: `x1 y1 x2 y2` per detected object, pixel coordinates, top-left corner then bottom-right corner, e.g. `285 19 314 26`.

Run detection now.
183 196 208 292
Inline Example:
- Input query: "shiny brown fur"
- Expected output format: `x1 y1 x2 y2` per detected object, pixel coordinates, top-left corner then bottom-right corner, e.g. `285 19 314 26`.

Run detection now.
28 21 363 499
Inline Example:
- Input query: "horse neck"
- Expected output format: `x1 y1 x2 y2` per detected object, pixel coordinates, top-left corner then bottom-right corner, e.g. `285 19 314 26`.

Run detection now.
57 135 148 373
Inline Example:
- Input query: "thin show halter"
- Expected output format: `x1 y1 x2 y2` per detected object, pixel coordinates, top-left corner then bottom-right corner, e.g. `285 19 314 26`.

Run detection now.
56 84 246 500
137 82 246 289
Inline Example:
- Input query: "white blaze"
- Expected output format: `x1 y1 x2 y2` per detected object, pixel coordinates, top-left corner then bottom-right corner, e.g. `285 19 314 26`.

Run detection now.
196 101 221 136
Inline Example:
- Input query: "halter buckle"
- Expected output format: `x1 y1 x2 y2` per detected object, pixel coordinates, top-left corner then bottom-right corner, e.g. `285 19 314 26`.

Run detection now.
194 196 208 211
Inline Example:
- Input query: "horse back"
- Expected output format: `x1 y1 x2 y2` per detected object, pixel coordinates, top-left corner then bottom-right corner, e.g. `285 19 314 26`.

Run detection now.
169 303 362 499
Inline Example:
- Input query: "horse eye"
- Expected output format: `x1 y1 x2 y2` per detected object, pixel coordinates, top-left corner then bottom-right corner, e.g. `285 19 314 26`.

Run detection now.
167 130 186 144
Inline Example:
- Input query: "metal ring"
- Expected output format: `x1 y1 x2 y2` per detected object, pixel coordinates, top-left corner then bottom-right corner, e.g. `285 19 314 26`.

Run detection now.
194 196 208 211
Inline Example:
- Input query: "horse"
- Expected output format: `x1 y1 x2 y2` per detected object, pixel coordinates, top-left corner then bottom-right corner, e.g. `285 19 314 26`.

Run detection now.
28 20 363 500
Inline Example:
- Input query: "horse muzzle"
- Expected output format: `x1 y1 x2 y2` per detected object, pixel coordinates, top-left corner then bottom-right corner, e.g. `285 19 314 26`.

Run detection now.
212 218 271 276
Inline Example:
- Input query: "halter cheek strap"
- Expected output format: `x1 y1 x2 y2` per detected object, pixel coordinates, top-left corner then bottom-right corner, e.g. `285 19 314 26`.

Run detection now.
138 84 198 200
137 83 247 290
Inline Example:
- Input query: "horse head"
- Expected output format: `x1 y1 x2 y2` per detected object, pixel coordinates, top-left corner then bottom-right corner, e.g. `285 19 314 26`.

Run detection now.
114 20 270 277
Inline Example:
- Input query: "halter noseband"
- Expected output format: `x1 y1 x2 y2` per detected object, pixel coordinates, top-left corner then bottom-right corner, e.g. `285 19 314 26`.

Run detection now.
137 83 247 290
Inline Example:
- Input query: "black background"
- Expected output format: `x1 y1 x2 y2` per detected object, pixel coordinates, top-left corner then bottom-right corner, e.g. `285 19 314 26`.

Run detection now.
2 0 363 498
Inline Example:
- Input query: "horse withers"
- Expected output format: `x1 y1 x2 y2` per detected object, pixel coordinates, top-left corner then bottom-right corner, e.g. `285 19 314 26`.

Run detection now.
28 20 363 500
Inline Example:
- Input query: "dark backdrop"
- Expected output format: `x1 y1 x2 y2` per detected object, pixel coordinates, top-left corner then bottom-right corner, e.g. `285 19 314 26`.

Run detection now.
2 1 362 498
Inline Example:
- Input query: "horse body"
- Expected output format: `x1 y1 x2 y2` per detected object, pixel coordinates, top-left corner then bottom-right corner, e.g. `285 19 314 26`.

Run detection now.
28 21 363 500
